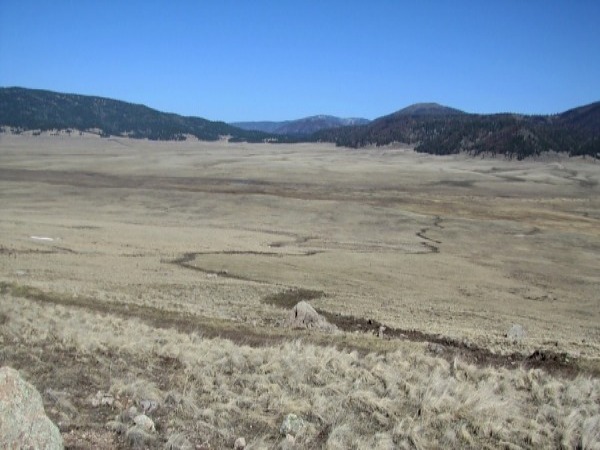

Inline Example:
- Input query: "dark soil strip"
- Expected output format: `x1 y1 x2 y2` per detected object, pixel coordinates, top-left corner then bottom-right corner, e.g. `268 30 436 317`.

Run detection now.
318 310 586 377
416 228 442 244
170 252 254 281
0 245 77 256
262 288 593 378
0 282 286 348
170 251 321 282
420 242 439 253
3 282 595 378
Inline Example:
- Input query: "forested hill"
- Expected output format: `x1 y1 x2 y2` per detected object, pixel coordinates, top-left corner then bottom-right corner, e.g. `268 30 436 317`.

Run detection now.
2 87 598 158
0 87 271 142
233 115 370 136
313 102 600 159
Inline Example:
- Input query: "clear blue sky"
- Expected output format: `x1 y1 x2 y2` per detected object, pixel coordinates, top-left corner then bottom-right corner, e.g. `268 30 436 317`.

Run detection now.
1 1 599 121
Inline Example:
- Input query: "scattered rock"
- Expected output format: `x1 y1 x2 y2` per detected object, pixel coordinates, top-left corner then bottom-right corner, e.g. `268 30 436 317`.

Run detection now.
286 301 336 332
427 343 445 355
280 413 304 436
133 414 155 432
121 405 139 423
0 366 63 449
234 436 246 449
140 398 158 414
91 390 114 407
507 324 526 342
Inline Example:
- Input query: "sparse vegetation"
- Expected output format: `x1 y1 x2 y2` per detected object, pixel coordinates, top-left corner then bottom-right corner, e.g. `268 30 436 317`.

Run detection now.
2 294 600 448
1 136 599 448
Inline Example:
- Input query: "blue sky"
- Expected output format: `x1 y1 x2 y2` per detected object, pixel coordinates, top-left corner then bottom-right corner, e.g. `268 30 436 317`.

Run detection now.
1 1 599 121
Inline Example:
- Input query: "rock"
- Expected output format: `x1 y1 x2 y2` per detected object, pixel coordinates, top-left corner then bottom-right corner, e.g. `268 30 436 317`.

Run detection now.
378 325 386 338
133 414 155 432
0 366 63 449
120 405 139 423
234 436 246 449
280 413 304 436
286 301 336 332
91 390 114 407
126 425 155 447
140 398 158 414
427 343 445 355
507 324 526 342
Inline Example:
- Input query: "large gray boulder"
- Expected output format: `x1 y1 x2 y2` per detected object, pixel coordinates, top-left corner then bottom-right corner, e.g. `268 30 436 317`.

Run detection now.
286 301 337 332
0 366 63 449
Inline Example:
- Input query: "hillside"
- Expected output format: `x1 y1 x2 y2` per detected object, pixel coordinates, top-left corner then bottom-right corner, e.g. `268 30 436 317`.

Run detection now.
389 102 465 117
313 102 600 159
0 87 271 142
2 87 598 158
232 115 370 135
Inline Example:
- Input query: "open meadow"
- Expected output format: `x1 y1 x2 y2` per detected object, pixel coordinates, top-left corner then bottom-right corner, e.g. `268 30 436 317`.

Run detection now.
1 133 600 448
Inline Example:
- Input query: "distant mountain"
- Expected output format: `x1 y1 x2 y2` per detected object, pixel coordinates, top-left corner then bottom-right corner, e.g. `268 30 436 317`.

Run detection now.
389 102 465 117
2 87 597 158
313 102 600 159
232 115 370 135
0 87 271 142
230 121 284 134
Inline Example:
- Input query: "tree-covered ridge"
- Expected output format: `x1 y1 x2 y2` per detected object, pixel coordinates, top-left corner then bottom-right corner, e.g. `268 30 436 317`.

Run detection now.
313 103 600 159
233 116 370 136
1 87 598 158
0 87 271 142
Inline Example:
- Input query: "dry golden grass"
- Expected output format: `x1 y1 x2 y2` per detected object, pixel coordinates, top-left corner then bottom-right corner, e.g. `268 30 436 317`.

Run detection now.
1 134 600 448
1 293 600 448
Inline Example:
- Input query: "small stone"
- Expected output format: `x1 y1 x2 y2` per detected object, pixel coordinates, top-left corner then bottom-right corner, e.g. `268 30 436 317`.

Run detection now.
234 436 246 449
140 399 158 414
133 414 155 432
280 413 304 436
428 343 445 355
92 391 115 407
507 324 526 342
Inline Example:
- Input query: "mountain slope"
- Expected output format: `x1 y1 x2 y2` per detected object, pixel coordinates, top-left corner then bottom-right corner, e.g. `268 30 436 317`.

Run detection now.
389 102 465 117
313 102 600 159
230 121 284 134
232 115 370 135
0 87 270 142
